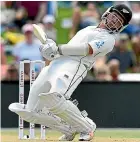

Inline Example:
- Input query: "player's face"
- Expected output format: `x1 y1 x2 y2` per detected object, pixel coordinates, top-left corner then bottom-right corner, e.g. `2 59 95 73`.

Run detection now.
105 12 124 33
25 31 33 39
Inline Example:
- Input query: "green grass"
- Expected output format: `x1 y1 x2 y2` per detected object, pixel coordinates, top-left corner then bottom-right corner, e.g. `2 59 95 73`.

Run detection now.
2 129 140 142
55 7 87 44
55 8 73 44
2 128 140 138
95 129 140 138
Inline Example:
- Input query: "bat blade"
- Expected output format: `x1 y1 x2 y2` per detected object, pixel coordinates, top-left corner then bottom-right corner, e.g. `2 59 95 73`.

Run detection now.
33 24 47 44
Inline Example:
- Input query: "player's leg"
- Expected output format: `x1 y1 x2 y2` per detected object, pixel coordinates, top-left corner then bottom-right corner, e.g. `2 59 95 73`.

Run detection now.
38 92 96 141
9 102 75 136
37 61 96 141
59 74 97 141
32 59 96 140
59 64 97 141
26 66 50 110
9 66 76 136
39 79 96 130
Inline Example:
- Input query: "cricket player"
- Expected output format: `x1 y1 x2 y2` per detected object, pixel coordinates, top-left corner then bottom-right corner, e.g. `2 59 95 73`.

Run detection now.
9 4 132 141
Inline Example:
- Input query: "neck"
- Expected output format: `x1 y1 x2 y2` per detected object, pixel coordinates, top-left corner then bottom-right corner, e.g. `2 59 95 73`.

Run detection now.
26 39 33 44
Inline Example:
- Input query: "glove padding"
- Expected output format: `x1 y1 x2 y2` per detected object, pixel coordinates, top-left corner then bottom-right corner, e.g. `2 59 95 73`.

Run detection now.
39 39 59 60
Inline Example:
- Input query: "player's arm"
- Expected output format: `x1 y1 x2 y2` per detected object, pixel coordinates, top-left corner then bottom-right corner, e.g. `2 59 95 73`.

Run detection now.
58 35 115 56
39 40 93 61
58 43 93 56
39 35 114 60
88 45 94 54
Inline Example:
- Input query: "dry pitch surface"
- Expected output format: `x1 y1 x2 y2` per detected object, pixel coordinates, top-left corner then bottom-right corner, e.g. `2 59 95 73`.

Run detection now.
1 128 140 142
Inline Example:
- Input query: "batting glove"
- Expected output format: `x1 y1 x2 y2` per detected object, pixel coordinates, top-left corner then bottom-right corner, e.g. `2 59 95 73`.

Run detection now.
39 39 59 60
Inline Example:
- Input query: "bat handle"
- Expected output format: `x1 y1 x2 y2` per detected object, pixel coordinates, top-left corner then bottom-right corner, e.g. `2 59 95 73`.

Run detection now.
44 35 48 44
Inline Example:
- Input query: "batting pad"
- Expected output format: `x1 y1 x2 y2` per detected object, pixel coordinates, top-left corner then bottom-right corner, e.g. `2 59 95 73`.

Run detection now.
39 92 95 133
9 102 75 135
8 103 35 122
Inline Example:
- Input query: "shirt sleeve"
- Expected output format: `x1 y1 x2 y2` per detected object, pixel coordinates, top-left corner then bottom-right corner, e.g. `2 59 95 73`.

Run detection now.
88 35 115 55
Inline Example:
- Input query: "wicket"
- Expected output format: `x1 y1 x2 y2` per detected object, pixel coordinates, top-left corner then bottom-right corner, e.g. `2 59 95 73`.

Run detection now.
19 60 46 139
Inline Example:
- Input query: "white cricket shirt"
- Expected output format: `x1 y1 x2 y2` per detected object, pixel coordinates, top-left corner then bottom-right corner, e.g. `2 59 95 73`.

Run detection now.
67 26 116 70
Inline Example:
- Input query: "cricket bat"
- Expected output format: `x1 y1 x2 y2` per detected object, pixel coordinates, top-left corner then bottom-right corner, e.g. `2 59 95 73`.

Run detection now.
32 24 47 44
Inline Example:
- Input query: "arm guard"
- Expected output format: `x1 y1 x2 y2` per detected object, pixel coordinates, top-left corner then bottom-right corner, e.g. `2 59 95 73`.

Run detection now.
58 43 89 56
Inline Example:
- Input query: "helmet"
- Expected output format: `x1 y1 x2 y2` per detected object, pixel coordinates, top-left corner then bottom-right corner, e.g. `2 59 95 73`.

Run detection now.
101 4 132 33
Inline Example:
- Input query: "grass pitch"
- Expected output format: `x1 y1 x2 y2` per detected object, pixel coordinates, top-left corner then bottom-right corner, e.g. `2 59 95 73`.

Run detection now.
1 128 140 142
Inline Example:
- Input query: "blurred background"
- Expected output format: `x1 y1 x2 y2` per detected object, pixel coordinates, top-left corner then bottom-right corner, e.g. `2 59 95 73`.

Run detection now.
1 2 140 139
1 1 140 81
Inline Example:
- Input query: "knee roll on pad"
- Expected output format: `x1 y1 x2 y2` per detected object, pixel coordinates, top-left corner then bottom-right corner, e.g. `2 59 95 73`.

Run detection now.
38 92 67 113
9 103 37 123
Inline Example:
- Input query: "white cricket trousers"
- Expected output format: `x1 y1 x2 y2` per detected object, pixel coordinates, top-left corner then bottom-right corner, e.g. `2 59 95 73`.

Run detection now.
26 57 87 110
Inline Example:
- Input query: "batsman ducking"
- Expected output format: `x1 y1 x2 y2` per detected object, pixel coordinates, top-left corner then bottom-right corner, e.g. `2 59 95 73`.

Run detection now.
9 4 132 141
